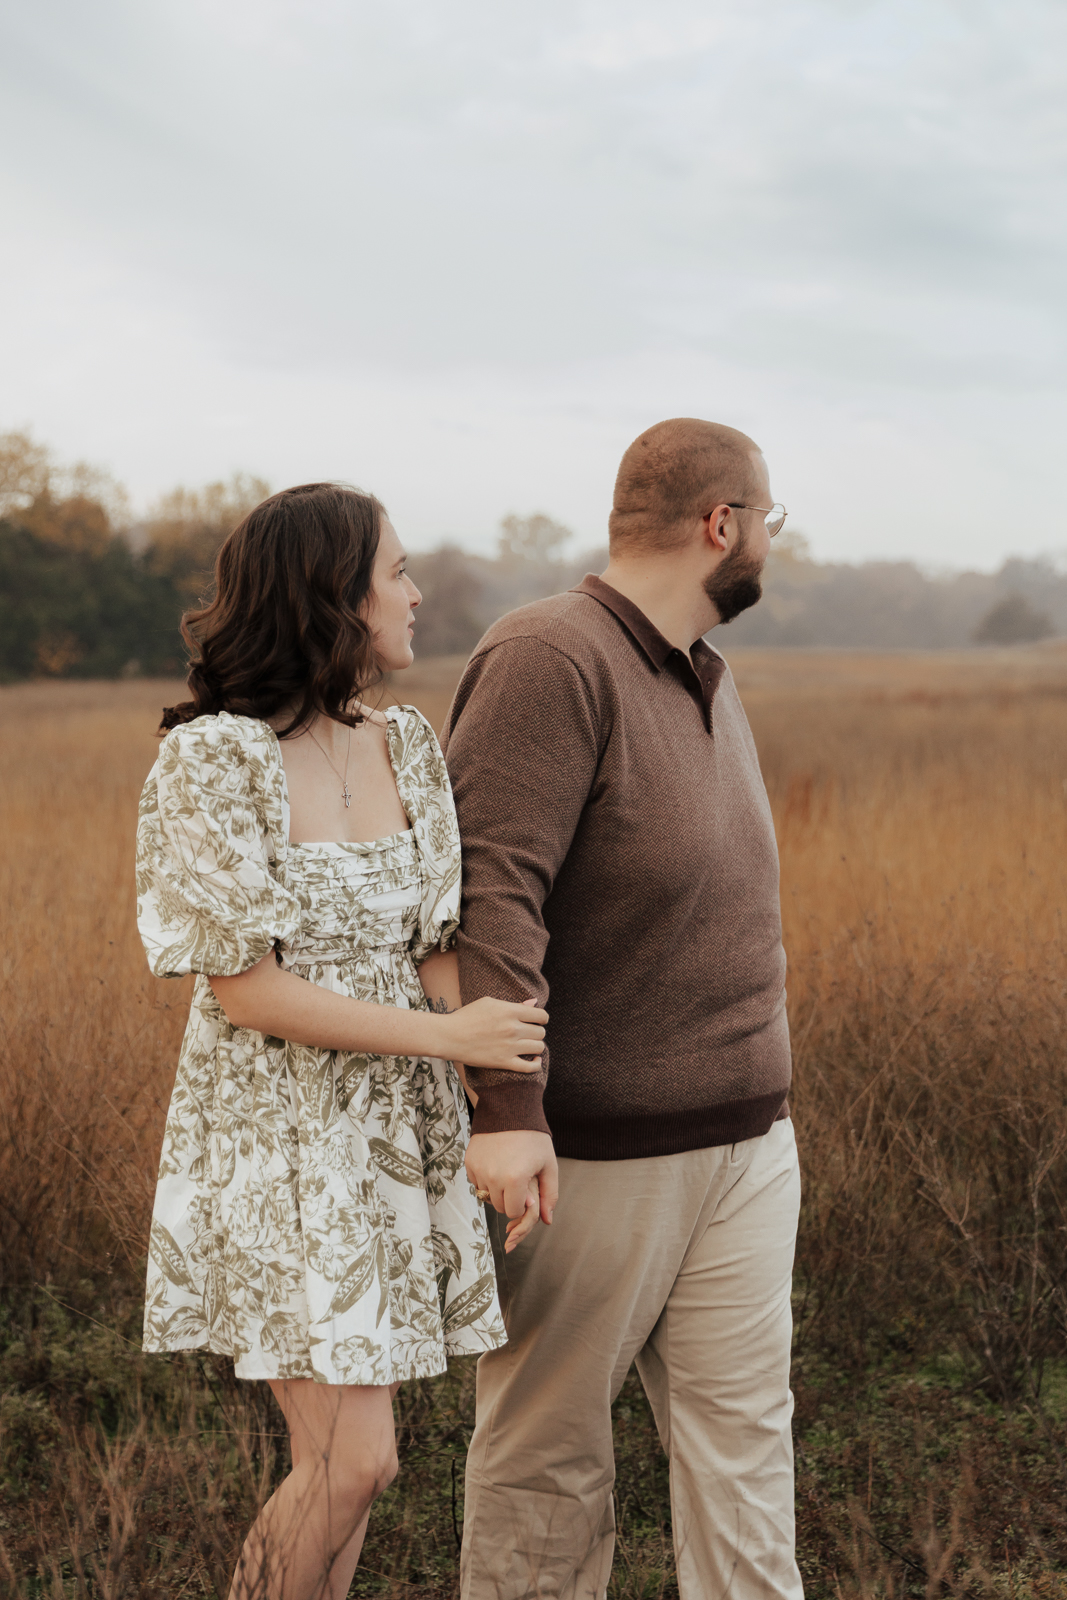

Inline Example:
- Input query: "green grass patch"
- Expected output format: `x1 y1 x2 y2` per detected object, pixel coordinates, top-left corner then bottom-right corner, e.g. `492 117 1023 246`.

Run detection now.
2 1288 1066 1597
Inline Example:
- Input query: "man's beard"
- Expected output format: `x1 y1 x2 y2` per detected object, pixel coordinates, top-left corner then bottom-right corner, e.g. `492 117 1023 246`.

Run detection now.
703 527 766 625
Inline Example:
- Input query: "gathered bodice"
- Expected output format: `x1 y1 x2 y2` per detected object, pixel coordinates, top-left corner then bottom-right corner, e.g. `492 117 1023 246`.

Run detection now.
280 830 422 969
136 703 461 984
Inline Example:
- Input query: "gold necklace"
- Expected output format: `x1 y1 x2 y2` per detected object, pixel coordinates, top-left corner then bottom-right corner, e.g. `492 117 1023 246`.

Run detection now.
307 721 353 808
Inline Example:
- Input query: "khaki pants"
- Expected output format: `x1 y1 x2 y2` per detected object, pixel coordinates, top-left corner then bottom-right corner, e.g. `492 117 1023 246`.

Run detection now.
460 1119 803 1600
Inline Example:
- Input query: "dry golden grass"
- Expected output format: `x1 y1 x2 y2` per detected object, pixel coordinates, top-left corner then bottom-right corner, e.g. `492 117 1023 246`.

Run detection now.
0 680 190 1291
740 644 1067 966
2 651 1067 1596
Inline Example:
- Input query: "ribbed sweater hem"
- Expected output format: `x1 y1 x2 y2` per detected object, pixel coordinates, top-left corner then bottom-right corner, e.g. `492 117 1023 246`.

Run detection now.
547 1088 791 1162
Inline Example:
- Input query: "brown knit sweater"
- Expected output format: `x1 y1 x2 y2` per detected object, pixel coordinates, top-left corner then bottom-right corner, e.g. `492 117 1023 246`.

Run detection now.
441 574 791 1161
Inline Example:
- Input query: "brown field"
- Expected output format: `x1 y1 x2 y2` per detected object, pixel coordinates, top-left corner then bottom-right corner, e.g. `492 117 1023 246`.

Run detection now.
2 649 1067 1596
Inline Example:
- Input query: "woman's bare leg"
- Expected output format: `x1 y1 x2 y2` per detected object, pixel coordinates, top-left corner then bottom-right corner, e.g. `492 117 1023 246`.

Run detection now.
228 1380 399 1600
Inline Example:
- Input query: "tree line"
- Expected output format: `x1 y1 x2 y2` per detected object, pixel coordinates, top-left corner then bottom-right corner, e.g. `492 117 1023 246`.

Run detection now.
0 430 1061 682
0 432 271 680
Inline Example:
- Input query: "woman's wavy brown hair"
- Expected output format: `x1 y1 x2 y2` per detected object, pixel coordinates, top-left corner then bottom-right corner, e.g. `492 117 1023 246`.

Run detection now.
160 482 385 737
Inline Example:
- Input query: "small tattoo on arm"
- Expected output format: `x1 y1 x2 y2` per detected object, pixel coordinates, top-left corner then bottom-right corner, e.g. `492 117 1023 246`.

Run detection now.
428 996 456 1014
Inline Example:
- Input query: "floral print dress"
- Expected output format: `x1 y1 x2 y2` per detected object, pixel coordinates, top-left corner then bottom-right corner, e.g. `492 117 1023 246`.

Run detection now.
135 705 505 1384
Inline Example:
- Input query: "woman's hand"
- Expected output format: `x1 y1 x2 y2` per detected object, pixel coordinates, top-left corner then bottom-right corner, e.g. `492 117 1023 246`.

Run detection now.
437 996 548 1072
504 1181 541 1252
467 1130 558 1252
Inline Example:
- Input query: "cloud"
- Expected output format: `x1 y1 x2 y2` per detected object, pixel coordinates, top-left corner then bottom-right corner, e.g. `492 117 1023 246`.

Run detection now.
0 0 1063 567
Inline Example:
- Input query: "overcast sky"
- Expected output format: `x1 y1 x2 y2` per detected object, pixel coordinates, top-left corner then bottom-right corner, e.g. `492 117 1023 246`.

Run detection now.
1 0 1064 567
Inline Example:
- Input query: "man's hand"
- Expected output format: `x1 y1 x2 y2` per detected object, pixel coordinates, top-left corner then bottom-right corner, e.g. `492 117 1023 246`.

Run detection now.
466 1131 558 1253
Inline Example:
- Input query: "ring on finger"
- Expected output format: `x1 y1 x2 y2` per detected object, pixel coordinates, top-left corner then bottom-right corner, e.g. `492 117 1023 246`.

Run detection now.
474 1187 491 1202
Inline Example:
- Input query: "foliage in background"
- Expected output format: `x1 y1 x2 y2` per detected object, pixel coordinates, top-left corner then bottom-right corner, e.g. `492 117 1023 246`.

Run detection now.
725 529 1067 649
4 431 1067 685
411 530 1067 656
973 592 1055 645
0 521 183 680
496 511 574 566
0 430 130 535
0 432 603 682
0 433 247 682
141 475 271 604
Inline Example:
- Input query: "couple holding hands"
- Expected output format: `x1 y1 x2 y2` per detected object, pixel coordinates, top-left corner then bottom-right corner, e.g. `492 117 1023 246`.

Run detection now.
135 417 802 1599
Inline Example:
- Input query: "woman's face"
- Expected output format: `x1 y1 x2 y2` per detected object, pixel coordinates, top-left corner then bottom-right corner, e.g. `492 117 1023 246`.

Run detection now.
367 516 422 672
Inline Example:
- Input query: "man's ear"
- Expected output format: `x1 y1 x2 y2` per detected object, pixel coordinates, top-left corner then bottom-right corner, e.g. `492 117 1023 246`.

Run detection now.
704 505 730 553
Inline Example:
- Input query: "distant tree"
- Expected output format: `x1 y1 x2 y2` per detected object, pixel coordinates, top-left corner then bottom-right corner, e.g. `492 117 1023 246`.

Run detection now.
0 519 184 681
143 474 269 603
766 528 814 570
0 430 51 515
0 428 130 551
405 546 485 656
17 491 114 557
497 512 573 566
973 593 1055 646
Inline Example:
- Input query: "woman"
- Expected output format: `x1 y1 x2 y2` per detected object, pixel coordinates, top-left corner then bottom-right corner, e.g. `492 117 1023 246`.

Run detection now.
135 482 546 1599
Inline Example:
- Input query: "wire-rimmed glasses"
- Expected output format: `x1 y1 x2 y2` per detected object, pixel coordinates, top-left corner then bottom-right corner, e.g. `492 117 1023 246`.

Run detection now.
727 503 788 538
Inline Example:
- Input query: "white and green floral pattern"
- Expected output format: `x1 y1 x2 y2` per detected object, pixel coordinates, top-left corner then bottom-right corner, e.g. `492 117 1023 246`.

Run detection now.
135 706 505 1383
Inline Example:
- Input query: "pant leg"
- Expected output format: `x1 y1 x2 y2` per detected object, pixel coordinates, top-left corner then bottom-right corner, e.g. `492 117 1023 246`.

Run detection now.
461 1146 740 1600
634 1119 803 1600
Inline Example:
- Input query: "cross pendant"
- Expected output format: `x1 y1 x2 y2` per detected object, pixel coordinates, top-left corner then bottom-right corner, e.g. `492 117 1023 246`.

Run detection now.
341 782 351 809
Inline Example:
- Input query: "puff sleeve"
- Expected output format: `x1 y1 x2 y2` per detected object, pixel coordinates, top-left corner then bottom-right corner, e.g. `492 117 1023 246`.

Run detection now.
389 707 461 965
135 714 302 979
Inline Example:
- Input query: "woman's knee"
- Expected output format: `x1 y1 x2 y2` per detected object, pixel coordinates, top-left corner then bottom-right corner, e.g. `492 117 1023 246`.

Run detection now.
274 1379 397 1503
360 1436 399 1499
375 1442 399 1496
322 1439 398 1505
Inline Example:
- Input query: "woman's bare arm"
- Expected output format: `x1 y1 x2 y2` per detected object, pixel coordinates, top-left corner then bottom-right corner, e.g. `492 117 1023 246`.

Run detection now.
417 947 476 1102
209 951 546 1071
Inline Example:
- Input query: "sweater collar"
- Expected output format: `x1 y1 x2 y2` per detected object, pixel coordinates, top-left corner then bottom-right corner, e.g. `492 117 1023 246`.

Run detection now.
573 573 724 672
572 573 677 668
572 574 727 729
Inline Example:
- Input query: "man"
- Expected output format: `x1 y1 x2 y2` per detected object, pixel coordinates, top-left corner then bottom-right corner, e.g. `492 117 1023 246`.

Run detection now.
442 418 802 1600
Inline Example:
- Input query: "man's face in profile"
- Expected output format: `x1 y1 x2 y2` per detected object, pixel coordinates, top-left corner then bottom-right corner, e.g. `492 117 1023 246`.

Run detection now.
702 451 774 625
703 517 769 624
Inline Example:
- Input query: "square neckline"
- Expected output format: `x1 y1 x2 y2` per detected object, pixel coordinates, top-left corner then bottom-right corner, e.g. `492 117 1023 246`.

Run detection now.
259 705 415 851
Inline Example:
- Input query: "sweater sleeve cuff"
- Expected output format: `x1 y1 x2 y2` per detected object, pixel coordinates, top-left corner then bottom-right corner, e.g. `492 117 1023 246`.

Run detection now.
470 1078 552 1138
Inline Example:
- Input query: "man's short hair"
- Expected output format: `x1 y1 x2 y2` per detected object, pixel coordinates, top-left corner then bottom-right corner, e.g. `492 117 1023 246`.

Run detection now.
609 418 762 554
